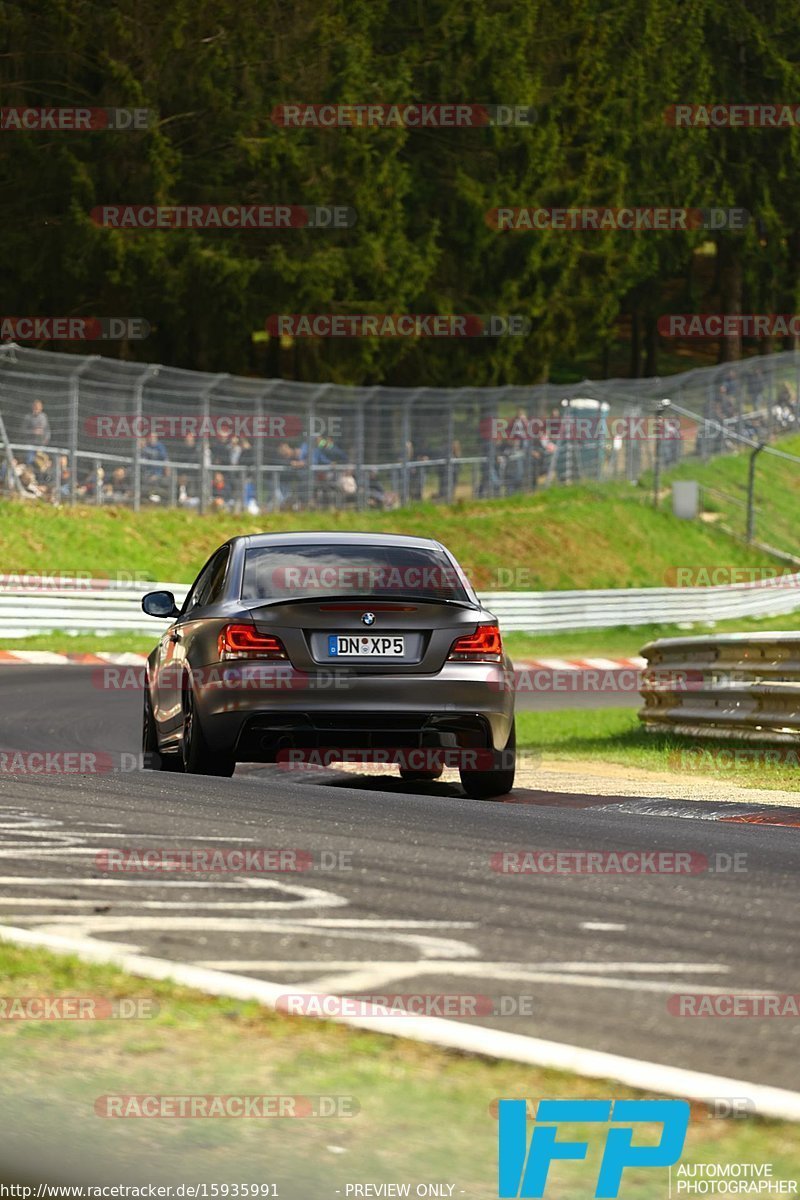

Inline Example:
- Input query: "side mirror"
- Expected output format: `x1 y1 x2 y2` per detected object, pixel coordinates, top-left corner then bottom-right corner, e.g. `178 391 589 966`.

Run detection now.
142 590 180 619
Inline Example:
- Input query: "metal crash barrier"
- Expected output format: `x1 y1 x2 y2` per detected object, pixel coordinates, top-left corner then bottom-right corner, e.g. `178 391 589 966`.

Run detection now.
639 632 800 743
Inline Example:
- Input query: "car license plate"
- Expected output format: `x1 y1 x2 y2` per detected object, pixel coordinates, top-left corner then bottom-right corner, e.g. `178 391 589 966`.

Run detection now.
328 634 405 657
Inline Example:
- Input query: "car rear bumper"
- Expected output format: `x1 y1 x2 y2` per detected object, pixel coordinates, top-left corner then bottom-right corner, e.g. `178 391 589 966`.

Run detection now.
191 660 515 758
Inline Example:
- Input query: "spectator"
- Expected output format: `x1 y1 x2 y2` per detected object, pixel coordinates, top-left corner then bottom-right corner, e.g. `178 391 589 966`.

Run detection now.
272 441 303 509
179 432 206 465
140 432 169 499
297 434 334 466
73 462 99 500
31 450 53 493
22 399 50 464
364 469 398 510
210 470 230 509
408 439 432 500
316 434 349 464
56 454 72 500
211 427 233 464
104 466 131 504
16 462 45 497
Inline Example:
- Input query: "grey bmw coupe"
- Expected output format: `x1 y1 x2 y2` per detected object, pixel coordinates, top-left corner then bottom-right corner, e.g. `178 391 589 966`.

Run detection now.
141 532 516 799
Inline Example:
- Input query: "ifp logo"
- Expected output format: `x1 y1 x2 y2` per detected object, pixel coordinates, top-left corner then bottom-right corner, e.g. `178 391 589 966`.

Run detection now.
498 1098 689 1197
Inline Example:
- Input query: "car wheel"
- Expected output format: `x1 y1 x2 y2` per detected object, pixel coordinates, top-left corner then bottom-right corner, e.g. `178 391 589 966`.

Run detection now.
398 766 444 782
142 680 182 772
459 724 516 801
181 683 235 777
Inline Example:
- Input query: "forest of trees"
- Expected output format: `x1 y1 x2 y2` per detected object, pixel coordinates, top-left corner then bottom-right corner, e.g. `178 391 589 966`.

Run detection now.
2 0 800 386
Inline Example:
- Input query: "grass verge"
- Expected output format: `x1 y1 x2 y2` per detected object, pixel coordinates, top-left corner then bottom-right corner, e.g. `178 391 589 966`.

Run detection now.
516 709 800 793
0 941 796 1196
0 473 784 592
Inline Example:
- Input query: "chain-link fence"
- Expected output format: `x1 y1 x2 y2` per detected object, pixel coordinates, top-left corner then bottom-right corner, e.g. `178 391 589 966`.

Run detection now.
1 342 799 513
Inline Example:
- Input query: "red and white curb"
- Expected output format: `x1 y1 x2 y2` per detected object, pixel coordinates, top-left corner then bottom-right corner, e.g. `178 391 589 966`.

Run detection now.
515 656 646 671
0 650 148 665
0 651 646 670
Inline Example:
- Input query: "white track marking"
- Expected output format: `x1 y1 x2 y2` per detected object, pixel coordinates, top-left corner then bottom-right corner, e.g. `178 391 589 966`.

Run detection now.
291 961 733 995
0 876 315 889
0 915 478 960
581 921 628 931
195 958 726 975
0 876 347 908
0 898 353 911
2 923 797 1123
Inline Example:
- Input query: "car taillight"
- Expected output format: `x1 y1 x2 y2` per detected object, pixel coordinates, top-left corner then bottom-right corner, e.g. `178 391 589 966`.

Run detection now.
447 624 503 663
218 623 287 660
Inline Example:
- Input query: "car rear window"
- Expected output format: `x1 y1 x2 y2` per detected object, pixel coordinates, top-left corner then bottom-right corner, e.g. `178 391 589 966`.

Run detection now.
241 543 470 603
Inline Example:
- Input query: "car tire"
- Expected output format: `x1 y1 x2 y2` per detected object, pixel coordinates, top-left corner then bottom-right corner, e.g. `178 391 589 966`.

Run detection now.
181 682 236 777
459 724 516 801
142 680 182 772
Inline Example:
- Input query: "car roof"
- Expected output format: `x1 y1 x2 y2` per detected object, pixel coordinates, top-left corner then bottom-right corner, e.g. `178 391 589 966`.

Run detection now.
234 531 447 552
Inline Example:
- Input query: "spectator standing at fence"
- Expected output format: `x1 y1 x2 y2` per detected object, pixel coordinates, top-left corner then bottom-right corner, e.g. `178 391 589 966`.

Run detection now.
180 432 205 464
210 470 230 510
140 432 169 477
297 434 334 466
139 431 169 503
104 466 131 504
22 399 50 464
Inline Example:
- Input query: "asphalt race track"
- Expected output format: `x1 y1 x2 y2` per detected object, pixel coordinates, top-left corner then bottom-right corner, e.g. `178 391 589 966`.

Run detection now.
0 665 798 1096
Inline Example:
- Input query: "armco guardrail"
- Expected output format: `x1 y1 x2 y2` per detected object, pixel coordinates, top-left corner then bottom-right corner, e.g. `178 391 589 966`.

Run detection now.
0 582 190 637
639 632 800 743
1 573 800 637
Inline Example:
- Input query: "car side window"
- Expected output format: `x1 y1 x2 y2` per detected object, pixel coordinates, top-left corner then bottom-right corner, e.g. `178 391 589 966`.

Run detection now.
204 547 230 605
181 560 214 616
185 548 230 614
181 548 226 617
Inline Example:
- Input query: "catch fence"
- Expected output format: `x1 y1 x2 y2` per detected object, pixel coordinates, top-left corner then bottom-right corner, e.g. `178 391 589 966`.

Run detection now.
1 343 799 514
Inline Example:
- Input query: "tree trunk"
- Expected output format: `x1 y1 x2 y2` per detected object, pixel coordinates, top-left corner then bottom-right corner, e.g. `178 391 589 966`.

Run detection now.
783 231 800 351
629 309 642 378
644 313 658 376
717 238 743 362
